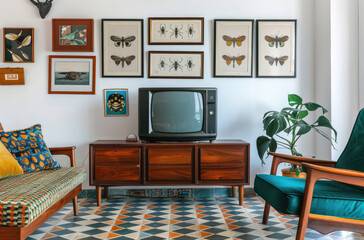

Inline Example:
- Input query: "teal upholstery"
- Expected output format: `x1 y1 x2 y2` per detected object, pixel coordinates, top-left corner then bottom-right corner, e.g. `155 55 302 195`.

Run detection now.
254 174 364 220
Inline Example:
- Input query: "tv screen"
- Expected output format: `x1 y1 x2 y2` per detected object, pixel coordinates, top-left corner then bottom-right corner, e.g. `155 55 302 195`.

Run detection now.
151 91 204 133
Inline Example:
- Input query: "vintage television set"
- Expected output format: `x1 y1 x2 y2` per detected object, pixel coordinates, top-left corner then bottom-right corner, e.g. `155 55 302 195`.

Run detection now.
138 88 217 142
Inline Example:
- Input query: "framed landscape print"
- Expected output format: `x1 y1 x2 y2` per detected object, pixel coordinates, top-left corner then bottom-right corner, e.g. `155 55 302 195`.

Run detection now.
48 55 96 94
149 18 204 44
214 20 253 77
104 89 128 117
3 28 34 63
52 19 94 52
256 20 296 77
149 51 204 79
102 19 143 77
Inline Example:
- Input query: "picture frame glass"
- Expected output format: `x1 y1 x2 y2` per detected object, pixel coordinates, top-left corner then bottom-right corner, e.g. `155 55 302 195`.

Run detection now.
4 28 34 63
104 89 128 117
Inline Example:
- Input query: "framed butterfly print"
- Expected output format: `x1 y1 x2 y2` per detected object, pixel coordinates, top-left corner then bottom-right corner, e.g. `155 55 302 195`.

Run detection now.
214 20 254 77
256 20 296 77
102 19 144 77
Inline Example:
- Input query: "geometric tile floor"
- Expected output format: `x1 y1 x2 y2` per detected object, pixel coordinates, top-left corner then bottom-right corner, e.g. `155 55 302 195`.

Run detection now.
27 196 364 240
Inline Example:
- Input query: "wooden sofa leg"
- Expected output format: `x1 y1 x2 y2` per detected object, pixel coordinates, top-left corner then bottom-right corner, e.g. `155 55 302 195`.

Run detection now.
73 197 79 216
262 202 270 224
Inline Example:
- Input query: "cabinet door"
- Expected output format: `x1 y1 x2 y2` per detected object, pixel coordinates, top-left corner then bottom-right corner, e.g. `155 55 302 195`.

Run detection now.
199 146 246 181
147 146 193 182
94 147 141 183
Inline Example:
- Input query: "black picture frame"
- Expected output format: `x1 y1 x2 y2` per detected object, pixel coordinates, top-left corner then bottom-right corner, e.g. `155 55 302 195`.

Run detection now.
102 19 144 78
213 19 254 78
256 19 297 78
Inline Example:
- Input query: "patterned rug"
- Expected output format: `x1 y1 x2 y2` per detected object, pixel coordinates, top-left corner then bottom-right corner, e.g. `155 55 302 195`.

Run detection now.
27 196 364 240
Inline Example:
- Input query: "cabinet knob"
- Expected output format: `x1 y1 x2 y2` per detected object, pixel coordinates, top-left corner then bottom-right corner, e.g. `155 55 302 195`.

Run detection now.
136 164 140 168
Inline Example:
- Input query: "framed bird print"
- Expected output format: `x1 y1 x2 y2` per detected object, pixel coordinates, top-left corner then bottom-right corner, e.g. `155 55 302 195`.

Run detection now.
214 20 253 77
256 20 296 77
48 55 96 94
52 19 94 52
3 28 34 63
103 89 128 117
102 19 144 77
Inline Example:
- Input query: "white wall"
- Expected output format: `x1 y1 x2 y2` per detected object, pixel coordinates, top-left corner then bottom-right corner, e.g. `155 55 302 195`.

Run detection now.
0 0 318 189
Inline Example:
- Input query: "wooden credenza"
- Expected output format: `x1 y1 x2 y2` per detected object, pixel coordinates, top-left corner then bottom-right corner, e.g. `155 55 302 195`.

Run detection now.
89 140 250 206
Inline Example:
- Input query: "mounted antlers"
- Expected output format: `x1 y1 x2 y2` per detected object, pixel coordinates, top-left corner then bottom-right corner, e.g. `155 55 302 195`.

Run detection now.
29 0 54 19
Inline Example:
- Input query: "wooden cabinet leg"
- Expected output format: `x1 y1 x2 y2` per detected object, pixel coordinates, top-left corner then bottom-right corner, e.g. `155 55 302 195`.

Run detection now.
96 186 101 206
238 185 244 206
104 186 109 198
232 186 236 197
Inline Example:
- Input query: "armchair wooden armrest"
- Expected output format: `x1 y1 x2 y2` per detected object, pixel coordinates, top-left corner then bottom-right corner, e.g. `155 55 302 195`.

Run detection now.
268 152 336 175
49 146 76 167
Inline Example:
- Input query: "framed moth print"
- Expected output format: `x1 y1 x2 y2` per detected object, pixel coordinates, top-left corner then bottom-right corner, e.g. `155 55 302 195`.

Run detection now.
3 28 34 63
257 20 296 77
52 19 94 52
104 89 128 117
214 20 253 77
149 18 204 44
149 51 204 79
102 19 143 77
48 55 96 94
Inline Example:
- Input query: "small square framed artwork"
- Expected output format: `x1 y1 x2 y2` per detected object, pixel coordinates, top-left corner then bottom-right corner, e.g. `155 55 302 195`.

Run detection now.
256 20 296 77
48 55 96 94
52 18 94 52
3 28 34 63
214 20 254 77
104 89 128 117
0 68 25 85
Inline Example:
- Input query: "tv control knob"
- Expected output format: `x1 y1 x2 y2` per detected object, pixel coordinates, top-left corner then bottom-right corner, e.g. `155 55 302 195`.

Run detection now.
209 111 214 115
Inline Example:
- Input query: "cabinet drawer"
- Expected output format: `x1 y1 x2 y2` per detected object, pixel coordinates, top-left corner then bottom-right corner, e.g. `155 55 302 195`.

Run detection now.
200 147 245 164
95 148 140 165
148 165 192 181
148 147 192 165
95 165 140 182
200 164 244 181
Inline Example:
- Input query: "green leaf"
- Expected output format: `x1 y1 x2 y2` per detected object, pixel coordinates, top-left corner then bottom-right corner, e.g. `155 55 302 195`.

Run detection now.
304 102 328 114
72 39 85 45
62 30 78 40
256 136 277 164
298 110 309 119
288 94 302 106
262 111 288 137
286 120 312 135
312 116 337 141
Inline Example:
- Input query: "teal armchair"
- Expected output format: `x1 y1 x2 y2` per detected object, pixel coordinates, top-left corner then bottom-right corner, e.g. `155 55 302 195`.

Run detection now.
254 109 364 240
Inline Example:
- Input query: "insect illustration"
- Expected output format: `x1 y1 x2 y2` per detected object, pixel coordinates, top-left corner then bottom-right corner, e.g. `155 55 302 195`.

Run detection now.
170 25 183 39
169 58 183 72
107 93 125 112
265 34 289 48
222 35 246 47
186 24 195 38
110 35 136 48
158 23 167 37
222 55 246 68
265 56 289 66
159 57 168 71
57 71 87 80
111 55 136 68
185 57 195 71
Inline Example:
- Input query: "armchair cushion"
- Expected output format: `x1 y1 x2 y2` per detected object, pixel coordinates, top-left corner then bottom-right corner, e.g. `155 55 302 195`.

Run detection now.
254 174 364 220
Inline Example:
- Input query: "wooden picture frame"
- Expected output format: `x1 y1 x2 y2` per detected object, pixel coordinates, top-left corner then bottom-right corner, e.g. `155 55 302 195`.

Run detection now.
148 51 204 79
52 19 94 52
102 19 144 77
256 20 297 78
3 28 34 63
0 68 25 85
148 18 204 45
103 89 129 117
214 19 254 77
48 55 96 94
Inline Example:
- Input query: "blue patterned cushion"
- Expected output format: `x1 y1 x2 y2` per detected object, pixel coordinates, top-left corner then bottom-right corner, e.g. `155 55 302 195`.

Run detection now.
0 124 60 172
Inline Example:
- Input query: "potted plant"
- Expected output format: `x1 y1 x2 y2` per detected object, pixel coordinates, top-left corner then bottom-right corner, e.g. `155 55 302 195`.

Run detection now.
256 94 337 177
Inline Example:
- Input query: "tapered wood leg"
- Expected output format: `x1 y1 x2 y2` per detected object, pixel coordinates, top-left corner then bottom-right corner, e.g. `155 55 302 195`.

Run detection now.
262 202 270 224
73 196 78 216
104 186 109 198
238 185 244 206
232 186 236 197
96 186 101 206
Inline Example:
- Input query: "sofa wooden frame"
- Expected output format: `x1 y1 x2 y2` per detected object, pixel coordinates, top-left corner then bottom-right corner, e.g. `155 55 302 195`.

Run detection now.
0 123 82 240
263 152 364 240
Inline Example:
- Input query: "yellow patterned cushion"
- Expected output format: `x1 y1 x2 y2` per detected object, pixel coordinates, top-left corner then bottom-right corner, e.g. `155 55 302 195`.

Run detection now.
0 141 23 179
